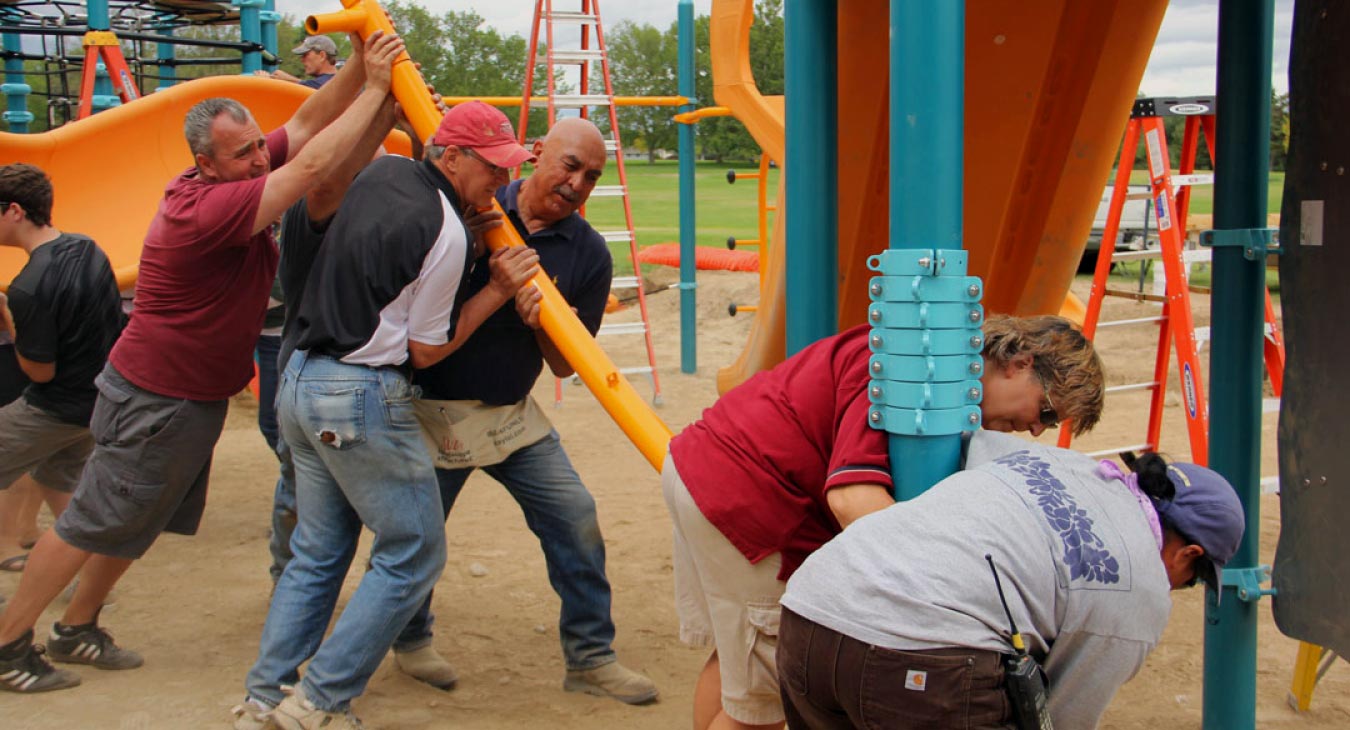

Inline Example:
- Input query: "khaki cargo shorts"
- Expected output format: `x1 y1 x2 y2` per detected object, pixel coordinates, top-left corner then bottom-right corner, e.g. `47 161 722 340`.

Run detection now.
661 452 787 726
0 398 93 492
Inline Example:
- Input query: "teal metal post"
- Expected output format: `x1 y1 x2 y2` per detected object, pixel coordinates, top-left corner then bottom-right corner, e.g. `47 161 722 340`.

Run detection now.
261 0 280 71
235 0 264 74
1202 1 1274 728
156 26 177 90
87 0 117 114
783 0 837 354
677 0 697 373
2 11 33 133
882 1 974 500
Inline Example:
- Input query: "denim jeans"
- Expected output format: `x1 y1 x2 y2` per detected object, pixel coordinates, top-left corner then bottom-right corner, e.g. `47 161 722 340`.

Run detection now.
393 429 617 671
255 333 296 582
254 333 282 452
245 350 447 712
267 432 297 583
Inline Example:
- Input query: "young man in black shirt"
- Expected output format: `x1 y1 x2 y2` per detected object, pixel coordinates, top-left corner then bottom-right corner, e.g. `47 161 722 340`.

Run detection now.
0 163 124 692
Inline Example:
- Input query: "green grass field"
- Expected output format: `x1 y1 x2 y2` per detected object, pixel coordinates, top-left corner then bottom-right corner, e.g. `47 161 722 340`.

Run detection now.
577 160 779 275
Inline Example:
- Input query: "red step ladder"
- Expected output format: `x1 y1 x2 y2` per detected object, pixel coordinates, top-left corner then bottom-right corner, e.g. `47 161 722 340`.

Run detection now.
1059 96 1285 464
518 0 663 405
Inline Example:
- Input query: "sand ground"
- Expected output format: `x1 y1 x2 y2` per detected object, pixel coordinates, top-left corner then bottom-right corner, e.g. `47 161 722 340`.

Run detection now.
3 267 1346 729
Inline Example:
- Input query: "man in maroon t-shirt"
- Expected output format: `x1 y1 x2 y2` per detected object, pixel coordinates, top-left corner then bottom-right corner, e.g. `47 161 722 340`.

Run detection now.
0 31 408 696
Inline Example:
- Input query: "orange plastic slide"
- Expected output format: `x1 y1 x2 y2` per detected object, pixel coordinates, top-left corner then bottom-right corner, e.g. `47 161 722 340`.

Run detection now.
711 0 1167 392
0 75 411 292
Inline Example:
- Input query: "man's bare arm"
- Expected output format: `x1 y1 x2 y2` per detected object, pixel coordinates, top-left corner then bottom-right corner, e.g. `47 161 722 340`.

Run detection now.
253 32 402 235
0 294 55 383
305 97 400 223
408 247 540 370
513 285 576 378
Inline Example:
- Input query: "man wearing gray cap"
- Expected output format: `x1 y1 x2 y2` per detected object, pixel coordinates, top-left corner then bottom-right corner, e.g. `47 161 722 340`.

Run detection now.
775 432 1245 730
260 35 340 89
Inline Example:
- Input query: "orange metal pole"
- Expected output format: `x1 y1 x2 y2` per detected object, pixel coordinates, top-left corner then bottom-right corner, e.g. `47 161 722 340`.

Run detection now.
306 0 441 143
673 106 732 124
483 224 673 470
442 95 691 107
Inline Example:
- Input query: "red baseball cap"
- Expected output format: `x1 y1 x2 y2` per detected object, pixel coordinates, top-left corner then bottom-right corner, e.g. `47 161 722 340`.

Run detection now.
433 101 535 168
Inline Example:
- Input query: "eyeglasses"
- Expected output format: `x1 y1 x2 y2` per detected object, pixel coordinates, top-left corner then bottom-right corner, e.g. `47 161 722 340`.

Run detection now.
461 147 508 178
1033 368 1060 429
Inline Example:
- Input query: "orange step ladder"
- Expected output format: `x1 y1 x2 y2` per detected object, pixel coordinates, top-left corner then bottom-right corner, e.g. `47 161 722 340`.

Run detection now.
1059 96 1285 464
518 0 662 405
77 30 140 119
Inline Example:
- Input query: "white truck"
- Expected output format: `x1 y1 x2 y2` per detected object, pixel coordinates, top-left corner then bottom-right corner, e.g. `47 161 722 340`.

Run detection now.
1081 183 1154 270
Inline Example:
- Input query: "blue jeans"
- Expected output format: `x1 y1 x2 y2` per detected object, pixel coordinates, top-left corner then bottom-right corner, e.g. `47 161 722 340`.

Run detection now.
254 334 281 452
393 429 617 671
245 351 447 712
255 333 295 582
267 432 297 583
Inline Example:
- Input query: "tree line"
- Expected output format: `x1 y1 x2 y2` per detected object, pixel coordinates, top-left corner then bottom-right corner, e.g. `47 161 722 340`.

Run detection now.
11 0 1290 172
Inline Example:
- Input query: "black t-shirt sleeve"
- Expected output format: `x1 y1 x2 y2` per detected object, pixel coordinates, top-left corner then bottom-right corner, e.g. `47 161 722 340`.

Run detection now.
278 196 336 303
8 285 57 363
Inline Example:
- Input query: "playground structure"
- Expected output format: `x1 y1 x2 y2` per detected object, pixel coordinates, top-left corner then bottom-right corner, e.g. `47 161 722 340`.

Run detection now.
0 1 284 131
0 0 1343 726
701 0 1172 394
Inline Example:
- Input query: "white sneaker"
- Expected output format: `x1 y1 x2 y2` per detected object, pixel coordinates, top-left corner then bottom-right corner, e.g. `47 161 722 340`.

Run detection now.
271 686 364 730
563 661 659 705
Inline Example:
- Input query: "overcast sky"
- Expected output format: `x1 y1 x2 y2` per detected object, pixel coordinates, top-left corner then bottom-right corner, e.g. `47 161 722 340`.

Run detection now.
277 0 1294 96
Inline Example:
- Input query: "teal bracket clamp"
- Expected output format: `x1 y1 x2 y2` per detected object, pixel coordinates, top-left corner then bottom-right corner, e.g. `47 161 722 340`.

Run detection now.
867 248 984 437
1219 564 1276 603
1200 227 1280 261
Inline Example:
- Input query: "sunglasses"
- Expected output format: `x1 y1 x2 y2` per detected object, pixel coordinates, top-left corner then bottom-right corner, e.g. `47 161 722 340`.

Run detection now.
461 147 509 177
1033 368 1061 429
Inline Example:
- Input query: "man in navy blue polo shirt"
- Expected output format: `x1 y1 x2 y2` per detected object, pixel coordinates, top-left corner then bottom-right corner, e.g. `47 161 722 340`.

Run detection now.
393 117 658 705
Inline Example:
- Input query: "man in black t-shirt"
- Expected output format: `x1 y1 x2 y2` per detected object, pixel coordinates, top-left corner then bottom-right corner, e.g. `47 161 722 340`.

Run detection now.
0 164 121 600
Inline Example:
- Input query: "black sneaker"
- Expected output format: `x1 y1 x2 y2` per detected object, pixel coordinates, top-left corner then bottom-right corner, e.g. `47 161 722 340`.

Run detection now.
0 630 82 692
47 622 143 670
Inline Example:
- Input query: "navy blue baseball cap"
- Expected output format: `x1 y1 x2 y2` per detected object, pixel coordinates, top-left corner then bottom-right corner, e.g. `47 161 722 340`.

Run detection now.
1155 462 1245 592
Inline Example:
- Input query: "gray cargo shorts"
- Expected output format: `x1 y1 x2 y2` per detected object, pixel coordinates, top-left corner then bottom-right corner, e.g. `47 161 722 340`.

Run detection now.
54 364 228 560
0 398 93 492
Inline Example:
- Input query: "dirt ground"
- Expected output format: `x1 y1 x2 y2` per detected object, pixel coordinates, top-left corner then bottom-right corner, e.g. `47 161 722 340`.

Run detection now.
4 268 1346 729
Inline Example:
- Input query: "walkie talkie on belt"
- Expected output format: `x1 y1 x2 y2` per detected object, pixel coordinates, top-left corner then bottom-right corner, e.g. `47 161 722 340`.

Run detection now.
985 554 1054 730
